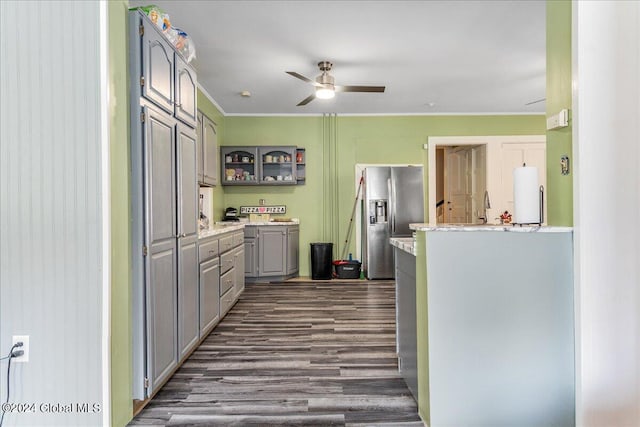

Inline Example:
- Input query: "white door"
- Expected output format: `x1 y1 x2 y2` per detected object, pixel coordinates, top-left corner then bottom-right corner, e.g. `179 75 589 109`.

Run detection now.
500 143 546 221
444 147 472 223
471 145 488 224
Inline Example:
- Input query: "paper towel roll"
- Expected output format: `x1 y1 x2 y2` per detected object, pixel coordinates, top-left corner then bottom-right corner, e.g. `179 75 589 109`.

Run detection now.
513 166 540 224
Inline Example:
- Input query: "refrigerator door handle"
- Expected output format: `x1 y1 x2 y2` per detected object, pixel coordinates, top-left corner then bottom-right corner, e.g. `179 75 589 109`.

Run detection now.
388 178 396 234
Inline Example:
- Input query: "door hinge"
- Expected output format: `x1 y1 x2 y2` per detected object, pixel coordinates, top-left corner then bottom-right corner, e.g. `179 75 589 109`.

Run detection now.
140 111 146 123
142 246 148 256
139 24 144 36
140 76 145 87
144 377 149 389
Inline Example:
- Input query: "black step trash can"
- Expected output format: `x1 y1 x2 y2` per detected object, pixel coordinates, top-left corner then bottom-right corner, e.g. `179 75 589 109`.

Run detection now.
310 243 333 280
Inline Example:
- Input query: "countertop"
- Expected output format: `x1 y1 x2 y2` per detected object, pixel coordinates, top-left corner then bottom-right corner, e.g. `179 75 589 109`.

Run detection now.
198 223 245 239
217 219 300 226
390 237 416 256
409 223 573 233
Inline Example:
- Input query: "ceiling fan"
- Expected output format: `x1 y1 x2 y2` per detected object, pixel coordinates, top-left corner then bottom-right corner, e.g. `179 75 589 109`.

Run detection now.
286 61 386 106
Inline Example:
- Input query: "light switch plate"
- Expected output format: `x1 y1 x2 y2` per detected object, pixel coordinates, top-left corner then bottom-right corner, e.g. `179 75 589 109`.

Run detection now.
547 109 569 130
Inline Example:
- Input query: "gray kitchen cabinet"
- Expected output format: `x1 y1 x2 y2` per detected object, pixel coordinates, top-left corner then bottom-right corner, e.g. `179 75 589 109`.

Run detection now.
198 111 219 186
220 146 259 185
177 124 199 362
143 103 178 391
130 9 199 400
244 237 258 277
178 125 198 236
140 16 174 114
148 244 177 391
198 229 244 336
258 146 297 184
139 10 197 127
221 146 304 185
199 256 220 335
233 245 245 298
245 225 299 282
259 228 287 276
175 55 197 125
202 114 218 186
286 226 299 275
394 247 418 403
196 113 204 183
178 238 199 362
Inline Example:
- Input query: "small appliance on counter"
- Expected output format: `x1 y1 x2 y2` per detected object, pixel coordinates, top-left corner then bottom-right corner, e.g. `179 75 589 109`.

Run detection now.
223 207 239 222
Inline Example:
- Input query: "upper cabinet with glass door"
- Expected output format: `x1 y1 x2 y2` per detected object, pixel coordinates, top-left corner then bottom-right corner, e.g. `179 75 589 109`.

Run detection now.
258 147 297 185
220 146 302 185
220 146 259 185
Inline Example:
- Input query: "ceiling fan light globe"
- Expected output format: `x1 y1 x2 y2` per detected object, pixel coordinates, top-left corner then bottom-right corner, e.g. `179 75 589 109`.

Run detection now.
316 87 335 99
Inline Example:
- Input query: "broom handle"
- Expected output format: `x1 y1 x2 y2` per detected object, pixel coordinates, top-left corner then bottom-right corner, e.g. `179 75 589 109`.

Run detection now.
340 176 364 261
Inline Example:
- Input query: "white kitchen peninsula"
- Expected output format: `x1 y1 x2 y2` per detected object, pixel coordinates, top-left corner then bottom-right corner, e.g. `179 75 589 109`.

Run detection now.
411 224 574 427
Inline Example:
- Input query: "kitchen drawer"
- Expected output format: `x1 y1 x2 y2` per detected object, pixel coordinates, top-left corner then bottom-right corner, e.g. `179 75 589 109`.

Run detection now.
232 231 244 247
220 248 235 274
219 234 235 254
244 226 258 238
220 286 235 316
220 268 235 295
199 238 219 263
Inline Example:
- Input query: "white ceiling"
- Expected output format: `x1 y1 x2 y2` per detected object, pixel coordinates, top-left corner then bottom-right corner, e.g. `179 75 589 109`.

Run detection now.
130 0 546 115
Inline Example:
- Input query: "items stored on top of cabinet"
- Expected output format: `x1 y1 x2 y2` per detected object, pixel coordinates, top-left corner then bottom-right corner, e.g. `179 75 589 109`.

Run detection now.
129 8 199 401
132 8 197 126
220 146 306 185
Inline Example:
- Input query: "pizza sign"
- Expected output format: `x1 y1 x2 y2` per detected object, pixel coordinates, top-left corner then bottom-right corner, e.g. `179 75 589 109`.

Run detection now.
240 205 287 214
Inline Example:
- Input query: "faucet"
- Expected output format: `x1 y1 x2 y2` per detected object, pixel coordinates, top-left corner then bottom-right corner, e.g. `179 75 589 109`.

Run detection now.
478 190 491 224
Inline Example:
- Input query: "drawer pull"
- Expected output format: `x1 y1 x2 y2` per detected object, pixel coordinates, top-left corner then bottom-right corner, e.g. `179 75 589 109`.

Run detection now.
209 250 215 254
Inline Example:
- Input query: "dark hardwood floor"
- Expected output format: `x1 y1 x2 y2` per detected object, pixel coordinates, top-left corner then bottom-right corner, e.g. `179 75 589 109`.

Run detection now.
129 281 422 426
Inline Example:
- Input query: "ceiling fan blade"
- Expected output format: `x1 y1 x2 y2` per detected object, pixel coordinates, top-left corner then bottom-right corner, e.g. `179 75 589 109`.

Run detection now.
297 93 316 106
286 71 324 88
525 98 546 106
335 85 386 93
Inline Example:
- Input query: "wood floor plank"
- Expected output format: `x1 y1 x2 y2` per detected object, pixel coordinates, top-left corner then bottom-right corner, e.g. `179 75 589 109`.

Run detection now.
129 281 422 426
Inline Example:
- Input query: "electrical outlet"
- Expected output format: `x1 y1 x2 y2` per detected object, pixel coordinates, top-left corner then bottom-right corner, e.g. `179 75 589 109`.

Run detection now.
12 335 29 362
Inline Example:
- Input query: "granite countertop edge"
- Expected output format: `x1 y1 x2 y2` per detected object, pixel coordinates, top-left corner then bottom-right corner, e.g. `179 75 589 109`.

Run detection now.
198 223 245 239
409 223 573 233
390 237 416 256
216 220 300 226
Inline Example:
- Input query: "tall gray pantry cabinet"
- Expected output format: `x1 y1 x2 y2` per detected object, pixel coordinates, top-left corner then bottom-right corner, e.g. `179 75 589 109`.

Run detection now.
129 10 199 400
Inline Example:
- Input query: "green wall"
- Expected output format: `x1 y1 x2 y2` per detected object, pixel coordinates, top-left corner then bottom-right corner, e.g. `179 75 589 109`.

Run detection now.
109 1 133 426
546 0 573 225
223 114 545 276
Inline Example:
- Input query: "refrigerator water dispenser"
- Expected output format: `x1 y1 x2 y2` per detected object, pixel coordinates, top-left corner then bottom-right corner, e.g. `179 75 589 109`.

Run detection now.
370 200 388 224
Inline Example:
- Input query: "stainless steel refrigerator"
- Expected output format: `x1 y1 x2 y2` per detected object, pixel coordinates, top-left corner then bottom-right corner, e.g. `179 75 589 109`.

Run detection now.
362 166 424 279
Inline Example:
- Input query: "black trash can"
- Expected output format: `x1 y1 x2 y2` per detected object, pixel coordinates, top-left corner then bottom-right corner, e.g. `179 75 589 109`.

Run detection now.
310 243 333 280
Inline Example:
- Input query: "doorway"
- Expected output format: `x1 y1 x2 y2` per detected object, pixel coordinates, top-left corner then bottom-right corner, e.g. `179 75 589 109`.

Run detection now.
437 145 487 224
428 135 546 225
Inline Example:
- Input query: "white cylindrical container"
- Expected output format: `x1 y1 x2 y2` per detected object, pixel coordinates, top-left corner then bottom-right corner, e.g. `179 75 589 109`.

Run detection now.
513 166 540 224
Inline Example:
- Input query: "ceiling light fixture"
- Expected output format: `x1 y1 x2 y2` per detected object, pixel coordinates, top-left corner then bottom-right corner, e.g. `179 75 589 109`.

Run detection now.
315 85 335 100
